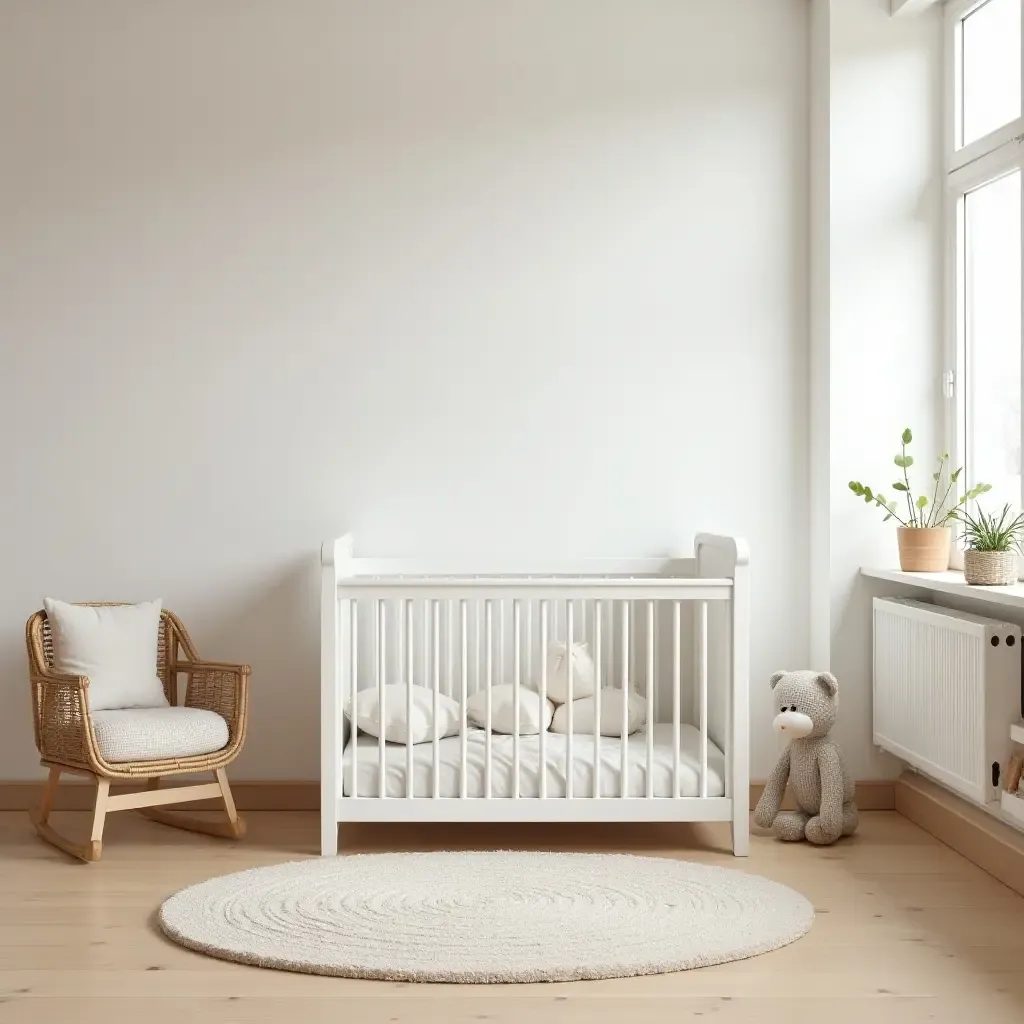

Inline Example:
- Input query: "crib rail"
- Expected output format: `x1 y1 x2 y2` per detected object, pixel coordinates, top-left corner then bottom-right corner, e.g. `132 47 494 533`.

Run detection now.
336 577 732 601
320 534 750 855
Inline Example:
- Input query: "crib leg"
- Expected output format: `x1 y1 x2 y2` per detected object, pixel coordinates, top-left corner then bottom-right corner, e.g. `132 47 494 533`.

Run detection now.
321 816 338 857
731 802 750 857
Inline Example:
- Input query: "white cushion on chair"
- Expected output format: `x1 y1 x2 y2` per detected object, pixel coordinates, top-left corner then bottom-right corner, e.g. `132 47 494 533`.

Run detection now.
90 707 229 763
43 598 169 712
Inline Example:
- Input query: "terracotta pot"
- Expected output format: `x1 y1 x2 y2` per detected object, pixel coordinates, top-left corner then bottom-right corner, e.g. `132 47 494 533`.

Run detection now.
964 549 1019 586
896 527 951 572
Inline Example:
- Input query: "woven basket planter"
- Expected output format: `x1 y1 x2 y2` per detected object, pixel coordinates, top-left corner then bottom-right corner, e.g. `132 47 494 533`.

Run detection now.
896 527 950 572
963 550 1019 586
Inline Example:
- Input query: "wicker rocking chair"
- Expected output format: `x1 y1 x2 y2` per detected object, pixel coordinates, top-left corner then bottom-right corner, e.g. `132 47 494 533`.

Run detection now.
26 605 250 862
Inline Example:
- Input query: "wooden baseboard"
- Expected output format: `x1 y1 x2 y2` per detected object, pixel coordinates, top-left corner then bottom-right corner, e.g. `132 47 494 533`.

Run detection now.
750 779 895 811
0 780 319 812
895 770 1024 899
0 778 894 812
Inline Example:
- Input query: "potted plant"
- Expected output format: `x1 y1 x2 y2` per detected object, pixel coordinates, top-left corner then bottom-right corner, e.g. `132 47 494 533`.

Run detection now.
957 504 1024 585
849 428 990 572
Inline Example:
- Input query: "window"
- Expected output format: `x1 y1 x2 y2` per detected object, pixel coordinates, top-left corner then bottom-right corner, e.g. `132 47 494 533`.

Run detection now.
947 0 1024 525
960 0 1021 146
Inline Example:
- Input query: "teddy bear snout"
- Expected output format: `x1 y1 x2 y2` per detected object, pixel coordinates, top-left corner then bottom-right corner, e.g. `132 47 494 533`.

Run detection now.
773 709 814 739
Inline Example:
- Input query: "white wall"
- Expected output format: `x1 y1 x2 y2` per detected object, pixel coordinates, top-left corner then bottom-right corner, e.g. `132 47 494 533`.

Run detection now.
0 0 809 781
823 0 944 777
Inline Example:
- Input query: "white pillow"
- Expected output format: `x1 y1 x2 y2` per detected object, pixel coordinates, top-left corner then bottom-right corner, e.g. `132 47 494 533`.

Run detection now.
550 687 647 736
466 684 554 735
543 641 596 705
43 599 169 712
350 684 461 745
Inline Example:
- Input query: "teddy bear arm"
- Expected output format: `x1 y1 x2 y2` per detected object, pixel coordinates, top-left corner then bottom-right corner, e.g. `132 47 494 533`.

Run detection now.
754 747 790 828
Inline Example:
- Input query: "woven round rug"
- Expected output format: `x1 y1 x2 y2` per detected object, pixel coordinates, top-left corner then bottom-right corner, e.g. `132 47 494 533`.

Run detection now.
158 851 813 983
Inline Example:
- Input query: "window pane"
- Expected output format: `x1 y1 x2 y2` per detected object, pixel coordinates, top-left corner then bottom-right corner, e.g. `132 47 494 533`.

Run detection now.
962 0 1021 147
965 171 1022 513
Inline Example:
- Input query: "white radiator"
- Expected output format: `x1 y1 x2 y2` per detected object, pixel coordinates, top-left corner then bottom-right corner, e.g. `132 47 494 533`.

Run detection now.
873 598 1021 806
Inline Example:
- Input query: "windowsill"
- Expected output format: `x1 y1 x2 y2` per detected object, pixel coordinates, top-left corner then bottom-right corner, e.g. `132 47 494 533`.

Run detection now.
861 566 1024 612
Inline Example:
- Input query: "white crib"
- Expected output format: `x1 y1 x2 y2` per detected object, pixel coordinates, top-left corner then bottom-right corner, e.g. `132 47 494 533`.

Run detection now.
320 533 750 856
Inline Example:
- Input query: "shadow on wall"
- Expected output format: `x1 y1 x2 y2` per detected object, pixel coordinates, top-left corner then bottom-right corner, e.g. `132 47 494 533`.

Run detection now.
830 572 903 779
190 554 321 781
0 629 40 779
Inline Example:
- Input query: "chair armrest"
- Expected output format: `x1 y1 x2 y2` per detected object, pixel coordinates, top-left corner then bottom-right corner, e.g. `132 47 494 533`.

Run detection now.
180 660 251 749
32 670 89 693
176 660 251 675
29 671 95 771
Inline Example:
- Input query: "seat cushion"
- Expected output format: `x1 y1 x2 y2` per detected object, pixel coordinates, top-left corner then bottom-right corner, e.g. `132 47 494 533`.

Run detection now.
89 707 229 763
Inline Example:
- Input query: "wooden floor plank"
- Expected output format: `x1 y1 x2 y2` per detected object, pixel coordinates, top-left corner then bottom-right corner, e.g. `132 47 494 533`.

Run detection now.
1 810 1022 1022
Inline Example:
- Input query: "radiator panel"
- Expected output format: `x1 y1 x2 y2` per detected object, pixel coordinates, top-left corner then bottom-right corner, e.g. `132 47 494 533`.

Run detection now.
873 598 1020 806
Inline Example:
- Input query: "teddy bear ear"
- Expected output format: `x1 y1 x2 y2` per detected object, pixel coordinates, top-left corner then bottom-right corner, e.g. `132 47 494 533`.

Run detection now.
769 671 787 689
816 672 839 696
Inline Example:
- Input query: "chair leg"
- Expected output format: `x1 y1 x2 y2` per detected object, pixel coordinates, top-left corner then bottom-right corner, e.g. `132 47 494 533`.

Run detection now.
216 768 245 838
137 770 246 840
37 765 61 824
29 770 105 863
90 779 109 853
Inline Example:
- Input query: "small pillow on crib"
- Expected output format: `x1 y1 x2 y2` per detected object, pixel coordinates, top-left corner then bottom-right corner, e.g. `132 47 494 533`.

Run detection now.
543 642 596 705
466 684 554 735
549 687 647 737
350 684 461 745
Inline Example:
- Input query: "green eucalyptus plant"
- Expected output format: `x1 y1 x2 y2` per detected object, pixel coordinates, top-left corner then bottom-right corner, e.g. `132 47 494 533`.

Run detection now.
958 504 1024 552
848 428 991 528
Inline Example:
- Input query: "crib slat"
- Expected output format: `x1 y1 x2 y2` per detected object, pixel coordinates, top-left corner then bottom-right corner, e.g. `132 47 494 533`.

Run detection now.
446 599 453 700
350 599 358 800
645 601 654 799
566 600 574 800
513 600 521 799
539 600 549 800
620 601 629 798
673 600 681 799
378 600 386 800
421 598 429 693
460 599 468 800
593 601 602 799
499 599 506 696
653 601 659 730
405 599 413 799
485 600 493 799
699 599 709 799
525 599 532 696
432 600 440 799
629 599 636 693
474 598 481 698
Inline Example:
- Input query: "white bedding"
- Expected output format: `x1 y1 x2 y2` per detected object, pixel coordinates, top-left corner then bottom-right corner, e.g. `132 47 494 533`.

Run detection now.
342 723 725 799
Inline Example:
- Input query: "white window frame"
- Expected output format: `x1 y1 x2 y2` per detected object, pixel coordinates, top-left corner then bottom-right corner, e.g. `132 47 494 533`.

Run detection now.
944 0 1024 562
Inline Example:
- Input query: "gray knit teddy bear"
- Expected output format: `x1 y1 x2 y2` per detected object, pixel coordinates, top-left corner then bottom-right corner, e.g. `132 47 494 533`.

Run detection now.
753 670 858 845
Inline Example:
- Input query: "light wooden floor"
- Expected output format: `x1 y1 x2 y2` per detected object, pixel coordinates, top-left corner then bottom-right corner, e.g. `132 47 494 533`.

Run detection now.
1 810 1022 1023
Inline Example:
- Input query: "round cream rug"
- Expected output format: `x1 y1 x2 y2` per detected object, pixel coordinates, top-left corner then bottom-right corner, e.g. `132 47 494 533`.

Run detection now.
159 851 813 983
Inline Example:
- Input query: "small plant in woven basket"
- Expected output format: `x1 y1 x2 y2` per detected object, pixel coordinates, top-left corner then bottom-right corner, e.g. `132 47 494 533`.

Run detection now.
848 428 991 572
957 504 1024 586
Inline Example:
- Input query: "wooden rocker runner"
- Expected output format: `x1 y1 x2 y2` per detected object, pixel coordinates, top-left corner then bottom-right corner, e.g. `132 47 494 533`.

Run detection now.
26 605 250 862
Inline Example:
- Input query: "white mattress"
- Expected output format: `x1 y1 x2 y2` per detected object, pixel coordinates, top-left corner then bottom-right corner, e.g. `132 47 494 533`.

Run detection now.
342 723 725 799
